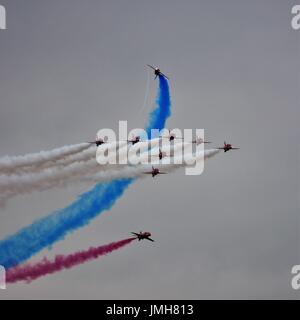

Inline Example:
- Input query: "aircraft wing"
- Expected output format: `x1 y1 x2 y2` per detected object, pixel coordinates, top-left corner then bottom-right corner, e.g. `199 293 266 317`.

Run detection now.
147 238 155 242
131 232 139 237
147 64 156 70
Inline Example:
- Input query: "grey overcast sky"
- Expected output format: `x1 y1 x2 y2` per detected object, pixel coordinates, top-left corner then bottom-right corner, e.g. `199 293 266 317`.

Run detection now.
0 0 299 299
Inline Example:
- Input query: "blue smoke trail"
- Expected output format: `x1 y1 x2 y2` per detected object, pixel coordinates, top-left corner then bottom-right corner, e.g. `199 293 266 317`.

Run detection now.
0 76 171 269
146 75 171 137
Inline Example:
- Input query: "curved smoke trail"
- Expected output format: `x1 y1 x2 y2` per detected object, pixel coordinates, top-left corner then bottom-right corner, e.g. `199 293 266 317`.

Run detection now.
7 238 136 284
0 75 171 269
146 75 171 138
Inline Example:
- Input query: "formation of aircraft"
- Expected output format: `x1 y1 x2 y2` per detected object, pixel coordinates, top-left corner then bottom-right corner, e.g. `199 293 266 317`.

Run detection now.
128 66 239 246
147 65 169 80
89 135 141 146
218 141 240 152
144 166 168 178
89 66 240 250
89 135 211 147
132 232 155 242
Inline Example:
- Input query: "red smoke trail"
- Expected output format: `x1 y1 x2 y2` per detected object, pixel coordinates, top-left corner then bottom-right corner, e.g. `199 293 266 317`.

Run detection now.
6 238 136 284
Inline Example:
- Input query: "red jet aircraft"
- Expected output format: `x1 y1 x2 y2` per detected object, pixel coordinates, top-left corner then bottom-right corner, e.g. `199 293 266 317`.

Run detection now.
218 141 240 152
144 166 167 178
88 138 107 147
132 232 155 242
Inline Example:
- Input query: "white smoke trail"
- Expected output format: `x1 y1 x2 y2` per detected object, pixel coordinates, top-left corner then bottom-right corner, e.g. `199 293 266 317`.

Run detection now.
0 143 92 175
0 140 217 206
0 140 154 197
0 140 197 193
0 141 130 176
28 141 128 173
0 142 138 205
0 159 97 204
